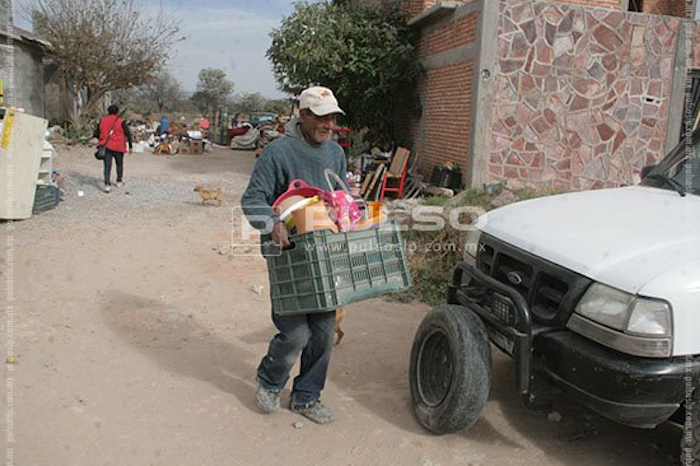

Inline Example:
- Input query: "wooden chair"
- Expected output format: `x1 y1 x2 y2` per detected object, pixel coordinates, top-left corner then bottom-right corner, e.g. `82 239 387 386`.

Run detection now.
379 147 410 201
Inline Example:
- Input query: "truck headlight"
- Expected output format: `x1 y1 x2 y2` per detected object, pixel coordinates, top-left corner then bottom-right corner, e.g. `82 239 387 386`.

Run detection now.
568 283 672 357
627 299 671 336
574 283 632 330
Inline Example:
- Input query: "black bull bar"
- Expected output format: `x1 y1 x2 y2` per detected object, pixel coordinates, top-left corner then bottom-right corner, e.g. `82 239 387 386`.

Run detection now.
447 261 535 406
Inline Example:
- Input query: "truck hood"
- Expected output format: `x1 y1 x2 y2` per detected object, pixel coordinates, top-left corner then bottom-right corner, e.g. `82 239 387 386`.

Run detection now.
479 186 700 295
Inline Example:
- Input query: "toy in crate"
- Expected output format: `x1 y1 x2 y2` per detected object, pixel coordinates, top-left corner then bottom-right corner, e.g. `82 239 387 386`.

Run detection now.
272 170 371 235
266 220 412 316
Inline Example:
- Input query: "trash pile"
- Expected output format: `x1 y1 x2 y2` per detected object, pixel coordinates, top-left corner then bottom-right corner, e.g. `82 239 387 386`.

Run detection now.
145 115 212 156
229 113 287 155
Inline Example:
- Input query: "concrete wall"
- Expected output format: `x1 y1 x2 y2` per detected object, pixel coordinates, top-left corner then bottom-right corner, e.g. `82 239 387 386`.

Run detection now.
0 0 8 27
0 9 48 118
0 0 11 108
0 40 47 118
13 42 45 117
43 63 74 125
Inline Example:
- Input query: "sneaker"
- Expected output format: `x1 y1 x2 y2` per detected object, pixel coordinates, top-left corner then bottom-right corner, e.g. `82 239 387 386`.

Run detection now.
255 384 280 414
290 400 336 424
115 181 124 188
102 184 111 193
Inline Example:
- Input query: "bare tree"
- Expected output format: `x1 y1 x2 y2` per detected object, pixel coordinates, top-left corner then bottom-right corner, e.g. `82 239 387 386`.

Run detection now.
114 70 185 116
32 0 182 121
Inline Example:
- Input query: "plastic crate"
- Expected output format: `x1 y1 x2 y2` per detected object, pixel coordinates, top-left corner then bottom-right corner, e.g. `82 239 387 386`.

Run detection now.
32 185 59 215
267 220 412 316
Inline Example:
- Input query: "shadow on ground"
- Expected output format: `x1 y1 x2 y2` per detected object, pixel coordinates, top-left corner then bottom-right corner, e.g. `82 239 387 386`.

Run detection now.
491 349 683 465
101 290 261 413
333 301 682 464
329 301 516 448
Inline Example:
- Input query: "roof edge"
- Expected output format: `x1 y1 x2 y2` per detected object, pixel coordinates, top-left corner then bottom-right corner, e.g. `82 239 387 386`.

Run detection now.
407 1 461 27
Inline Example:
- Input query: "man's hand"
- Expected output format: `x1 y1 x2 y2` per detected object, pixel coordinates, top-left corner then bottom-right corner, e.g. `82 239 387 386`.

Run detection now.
271 220 290 248
128 147 133 155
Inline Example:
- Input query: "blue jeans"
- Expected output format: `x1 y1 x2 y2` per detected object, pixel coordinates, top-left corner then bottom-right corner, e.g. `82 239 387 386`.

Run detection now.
257 309 336 406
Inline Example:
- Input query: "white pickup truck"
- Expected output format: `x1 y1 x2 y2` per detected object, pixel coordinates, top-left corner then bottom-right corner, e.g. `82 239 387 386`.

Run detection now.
409 128 700 465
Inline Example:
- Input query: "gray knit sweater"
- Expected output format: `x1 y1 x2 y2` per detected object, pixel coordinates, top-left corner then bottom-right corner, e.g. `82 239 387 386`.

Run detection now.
241 118 347 231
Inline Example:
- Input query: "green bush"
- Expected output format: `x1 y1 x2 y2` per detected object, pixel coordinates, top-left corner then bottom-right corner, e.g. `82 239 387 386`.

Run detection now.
388 187 561 306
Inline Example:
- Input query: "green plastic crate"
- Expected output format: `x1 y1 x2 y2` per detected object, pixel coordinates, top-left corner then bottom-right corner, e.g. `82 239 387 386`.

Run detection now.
266 220 412 316
33 185 59 215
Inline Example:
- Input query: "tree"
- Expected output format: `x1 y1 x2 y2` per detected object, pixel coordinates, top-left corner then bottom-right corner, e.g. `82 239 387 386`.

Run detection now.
267 2 418 143
192 68 234 117
32 0 181 121
230 93 289 117
262 99 290 115
233 92 266 115
113 71 184 116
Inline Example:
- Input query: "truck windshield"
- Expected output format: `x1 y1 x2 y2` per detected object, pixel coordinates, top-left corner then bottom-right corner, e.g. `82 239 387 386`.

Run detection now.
641 128 700 196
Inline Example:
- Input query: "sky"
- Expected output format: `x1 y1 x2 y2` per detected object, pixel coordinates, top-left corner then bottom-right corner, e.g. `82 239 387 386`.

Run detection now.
15 0 320 99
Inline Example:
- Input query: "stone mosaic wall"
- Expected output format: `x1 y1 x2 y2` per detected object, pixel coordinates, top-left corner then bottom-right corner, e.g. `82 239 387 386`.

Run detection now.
487 0 684 190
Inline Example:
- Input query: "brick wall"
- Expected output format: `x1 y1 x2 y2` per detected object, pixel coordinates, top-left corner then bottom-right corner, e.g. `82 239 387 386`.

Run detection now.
405 7 479 181
402 0 432 17
670 0 693 17
416 12 478 59
421 61 475 174
641 0 673 14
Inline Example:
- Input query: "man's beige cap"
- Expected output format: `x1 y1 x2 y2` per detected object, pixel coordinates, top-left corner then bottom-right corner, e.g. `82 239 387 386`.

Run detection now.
299 86 345 116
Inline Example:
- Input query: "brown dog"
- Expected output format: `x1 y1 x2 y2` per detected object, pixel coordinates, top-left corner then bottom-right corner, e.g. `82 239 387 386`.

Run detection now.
335 308 345 345
194 186 222 206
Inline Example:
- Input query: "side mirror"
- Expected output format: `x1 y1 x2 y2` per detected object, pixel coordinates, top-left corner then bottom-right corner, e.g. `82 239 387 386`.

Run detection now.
641 165 656 179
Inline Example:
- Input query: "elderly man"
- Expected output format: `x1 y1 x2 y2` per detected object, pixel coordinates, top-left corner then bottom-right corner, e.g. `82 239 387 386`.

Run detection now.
241 86 346 424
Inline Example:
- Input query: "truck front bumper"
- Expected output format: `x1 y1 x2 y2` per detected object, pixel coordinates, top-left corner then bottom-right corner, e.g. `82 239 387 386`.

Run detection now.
536 330 696 427
449 261 698 428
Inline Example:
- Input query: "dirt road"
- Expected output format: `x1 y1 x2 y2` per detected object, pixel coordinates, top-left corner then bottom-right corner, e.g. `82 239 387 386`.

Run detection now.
1 145 683 465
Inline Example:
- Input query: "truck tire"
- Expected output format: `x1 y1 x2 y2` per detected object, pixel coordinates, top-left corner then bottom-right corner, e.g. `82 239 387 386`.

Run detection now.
409 304 492 434
682 387 699 466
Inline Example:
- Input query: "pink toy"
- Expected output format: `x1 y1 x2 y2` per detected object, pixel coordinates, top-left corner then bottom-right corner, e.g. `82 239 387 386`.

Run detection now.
324 169 363 232
272 179 327 210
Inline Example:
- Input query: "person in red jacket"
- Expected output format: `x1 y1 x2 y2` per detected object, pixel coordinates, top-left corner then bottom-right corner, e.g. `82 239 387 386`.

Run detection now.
94 105 133 193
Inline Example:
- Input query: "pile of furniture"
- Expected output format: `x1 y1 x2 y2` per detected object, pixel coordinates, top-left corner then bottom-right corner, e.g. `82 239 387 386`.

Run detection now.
359 147 422 201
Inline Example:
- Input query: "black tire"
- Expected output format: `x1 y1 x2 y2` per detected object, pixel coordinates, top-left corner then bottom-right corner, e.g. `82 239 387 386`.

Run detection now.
409 304 492 434
682 387 699 466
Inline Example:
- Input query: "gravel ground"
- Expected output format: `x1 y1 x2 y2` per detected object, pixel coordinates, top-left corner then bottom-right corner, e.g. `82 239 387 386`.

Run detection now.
12 143 257 235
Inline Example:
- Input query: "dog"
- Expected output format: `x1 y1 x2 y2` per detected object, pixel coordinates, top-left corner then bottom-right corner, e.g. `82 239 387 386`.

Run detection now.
335 308 345 345
194 186 222 206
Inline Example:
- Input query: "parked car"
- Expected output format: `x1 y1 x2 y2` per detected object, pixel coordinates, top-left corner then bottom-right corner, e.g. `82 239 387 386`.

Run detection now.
248 112 277 126
409 127 700 465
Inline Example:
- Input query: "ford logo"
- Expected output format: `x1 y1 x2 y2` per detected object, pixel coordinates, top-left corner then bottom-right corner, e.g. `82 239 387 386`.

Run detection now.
507 271 523 286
